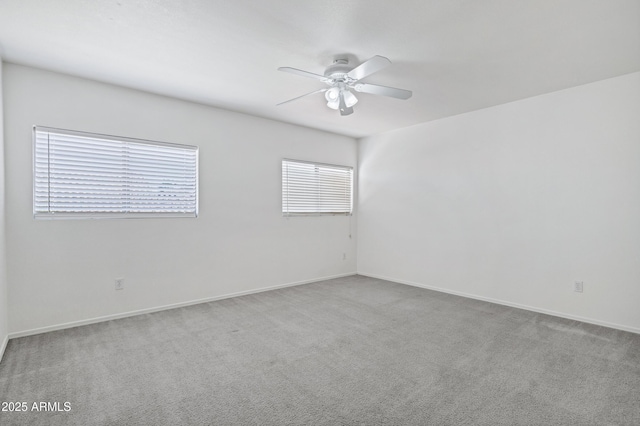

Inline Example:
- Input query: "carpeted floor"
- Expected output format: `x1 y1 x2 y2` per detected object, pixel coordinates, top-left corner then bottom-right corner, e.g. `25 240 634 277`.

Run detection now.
1 275 639 425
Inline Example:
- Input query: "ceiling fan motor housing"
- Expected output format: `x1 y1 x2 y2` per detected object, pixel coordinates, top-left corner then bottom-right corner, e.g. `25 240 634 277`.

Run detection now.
324 59 352 80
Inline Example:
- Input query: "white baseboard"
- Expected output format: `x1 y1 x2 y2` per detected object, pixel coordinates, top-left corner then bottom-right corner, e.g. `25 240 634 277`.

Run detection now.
10 270 636 341
0 334 8 363
9 272 357 339
358 272 640 335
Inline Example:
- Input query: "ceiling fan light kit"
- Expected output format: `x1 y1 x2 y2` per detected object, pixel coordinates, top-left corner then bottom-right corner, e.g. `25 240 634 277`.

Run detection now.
325 86 357 111
278 55 412 116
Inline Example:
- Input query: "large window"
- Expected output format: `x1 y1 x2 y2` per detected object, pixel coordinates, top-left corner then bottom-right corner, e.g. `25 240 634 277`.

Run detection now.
282 159 353 216
33 126 198 219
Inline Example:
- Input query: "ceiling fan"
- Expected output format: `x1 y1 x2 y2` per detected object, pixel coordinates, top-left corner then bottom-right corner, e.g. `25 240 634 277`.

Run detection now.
277 55 412 116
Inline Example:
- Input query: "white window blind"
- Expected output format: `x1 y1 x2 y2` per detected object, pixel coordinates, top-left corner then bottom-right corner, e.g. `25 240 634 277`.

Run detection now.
282 159 353 215
33 126 198 219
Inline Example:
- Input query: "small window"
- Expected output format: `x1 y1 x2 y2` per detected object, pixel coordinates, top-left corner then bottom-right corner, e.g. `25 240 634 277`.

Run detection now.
282 159 353 216
33 126 198 219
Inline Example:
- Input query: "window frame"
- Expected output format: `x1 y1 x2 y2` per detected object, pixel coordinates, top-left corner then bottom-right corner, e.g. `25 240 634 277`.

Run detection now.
33 126 199 220
282 158 353 217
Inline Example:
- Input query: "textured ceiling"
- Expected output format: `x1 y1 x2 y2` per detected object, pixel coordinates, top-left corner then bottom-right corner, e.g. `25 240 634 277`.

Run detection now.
0 0 639 138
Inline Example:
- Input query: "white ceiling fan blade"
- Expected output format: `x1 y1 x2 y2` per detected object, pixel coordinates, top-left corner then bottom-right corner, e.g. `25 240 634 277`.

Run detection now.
277 88 327 106
338 91 354 116
278 67 329 82
347 55 391 81
353 83 412 100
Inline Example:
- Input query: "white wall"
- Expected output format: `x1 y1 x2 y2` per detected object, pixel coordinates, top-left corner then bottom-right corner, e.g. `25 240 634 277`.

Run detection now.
0 61 9 359
358 72 640 333
4 64 357 335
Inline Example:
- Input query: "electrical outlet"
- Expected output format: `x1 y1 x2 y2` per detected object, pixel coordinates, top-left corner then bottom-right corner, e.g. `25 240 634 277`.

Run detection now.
574 281 583 293
115 278 124 291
